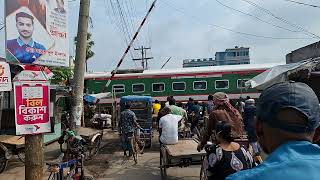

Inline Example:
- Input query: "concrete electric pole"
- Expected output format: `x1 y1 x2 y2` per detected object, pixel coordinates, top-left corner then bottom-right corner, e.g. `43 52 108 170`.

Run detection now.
133 46 153 70
71 0 91 131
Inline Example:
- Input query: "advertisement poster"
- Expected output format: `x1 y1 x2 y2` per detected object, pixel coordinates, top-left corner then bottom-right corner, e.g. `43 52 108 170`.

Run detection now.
14 81 51 135
0 62 12 91
5 0 69 67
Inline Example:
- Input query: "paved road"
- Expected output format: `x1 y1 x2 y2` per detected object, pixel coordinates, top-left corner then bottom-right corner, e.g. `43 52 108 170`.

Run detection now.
0 130 202 180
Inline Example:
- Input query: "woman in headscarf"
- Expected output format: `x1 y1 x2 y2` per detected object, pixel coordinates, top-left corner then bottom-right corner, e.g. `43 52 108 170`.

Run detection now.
197 92 244 151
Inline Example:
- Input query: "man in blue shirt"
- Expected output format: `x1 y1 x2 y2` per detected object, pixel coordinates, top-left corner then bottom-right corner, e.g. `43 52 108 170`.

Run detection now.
227 82 320 180
7 12 46 64
118 103 141 156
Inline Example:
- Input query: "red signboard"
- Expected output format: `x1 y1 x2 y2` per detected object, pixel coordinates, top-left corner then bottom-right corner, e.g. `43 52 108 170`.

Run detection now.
14 81 51 135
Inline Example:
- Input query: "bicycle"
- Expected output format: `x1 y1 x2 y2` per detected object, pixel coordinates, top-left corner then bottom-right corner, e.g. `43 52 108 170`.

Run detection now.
129 127 146 164
46 131 94 180
46 156 94 180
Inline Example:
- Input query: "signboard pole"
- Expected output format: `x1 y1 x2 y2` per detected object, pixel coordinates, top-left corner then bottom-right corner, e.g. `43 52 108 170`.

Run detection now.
70 0 91 131
13 80 50 180
25 134 44 180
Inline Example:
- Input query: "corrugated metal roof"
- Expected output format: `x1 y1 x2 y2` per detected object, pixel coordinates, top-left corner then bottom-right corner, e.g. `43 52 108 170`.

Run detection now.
85 63 283 79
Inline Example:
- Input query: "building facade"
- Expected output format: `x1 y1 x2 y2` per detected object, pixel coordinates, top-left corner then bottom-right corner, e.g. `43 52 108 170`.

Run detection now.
215 46 250 65
183 58 215 68
182 47 250 68
286 41 320 64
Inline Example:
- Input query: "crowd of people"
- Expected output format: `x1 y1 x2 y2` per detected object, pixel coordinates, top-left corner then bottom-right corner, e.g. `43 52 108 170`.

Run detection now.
118 81 320 180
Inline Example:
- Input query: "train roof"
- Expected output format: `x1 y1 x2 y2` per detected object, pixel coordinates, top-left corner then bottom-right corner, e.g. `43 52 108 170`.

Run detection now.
85 63 283 79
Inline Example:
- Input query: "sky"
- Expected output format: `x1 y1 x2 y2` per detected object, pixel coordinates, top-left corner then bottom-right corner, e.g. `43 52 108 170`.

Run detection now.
1 0 320 72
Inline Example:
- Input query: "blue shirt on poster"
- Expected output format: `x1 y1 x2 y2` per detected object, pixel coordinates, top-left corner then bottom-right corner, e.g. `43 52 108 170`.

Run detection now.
226 141 320 180
7 38 46 64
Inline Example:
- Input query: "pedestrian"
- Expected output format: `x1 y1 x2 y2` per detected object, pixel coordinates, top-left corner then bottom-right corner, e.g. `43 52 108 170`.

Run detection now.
207 95 214 114
227 82 320 180
168 99 188 133
235 97 245 115
314 126 320 145
159 107 182 144
186 97 194 113
118 103 141 156
165 96 172 107
168 99 186 117
204 121 255 180
243 99 260 155
197 92 244 151
190 101 201 132
153 99 161 115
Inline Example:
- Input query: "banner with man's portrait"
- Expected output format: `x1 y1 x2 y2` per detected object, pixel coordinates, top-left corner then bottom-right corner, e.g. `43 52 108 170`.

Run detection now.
5 0 69 67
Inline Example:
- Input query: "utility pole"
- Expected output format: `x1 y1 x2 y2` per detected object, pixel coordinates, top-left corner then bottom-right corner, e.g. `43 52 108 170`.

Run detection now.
70 0 91 131
133 46 153 70
25 135 44 180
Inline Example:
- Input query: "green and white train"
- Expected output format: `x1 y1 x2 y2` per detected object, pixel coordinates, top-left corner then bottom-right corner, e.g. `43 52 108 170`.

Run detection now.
84 63 280 103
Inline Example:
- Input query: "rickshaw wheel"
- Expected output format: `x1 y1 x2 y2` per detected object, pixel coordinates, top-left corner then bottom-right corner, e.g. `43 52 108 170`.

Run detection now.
0 152 8 173
160 146 167 180
89 135 102 158
17 149 25 163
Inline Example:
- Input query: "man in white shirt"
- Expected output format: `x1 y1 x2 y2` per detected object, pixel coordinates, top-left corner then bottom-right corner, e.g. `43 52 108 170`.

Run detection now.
159 107 182 144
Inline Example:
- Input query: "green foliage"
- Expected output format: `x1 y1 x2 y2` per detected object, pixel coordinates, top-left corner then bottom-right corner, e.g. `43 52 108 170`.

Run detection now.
50 67 74 85
74 32 95 61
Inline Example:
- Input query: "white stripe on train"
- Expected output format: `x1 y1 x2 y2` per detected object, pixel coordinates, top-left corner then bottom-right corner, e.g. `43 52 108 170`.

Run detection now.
98 93 260 104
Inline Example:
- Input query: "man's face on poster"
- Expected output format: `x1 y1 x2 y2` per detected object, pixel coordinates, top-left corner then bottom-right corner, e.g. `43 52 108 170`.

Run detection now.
16 17 34 39
56 0 64 10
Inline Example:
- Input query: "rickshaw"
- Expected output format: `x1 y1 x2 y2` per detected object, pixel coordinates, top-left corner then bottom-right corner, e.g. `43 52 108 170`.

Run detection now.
120 96 153 148
0 135 25 173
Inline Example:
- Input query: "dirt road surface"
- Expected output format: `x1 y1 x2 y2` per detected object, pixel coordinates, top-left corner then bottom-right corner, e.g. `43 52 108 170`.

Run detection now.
1 130 202 180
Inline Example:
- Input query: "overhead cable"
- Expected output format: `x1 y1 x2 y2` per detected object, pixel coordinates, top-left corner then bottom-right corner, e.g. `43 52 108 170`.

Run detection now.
283 0 320 8
215 0 301 33
239 0 320 39
161 0 314 40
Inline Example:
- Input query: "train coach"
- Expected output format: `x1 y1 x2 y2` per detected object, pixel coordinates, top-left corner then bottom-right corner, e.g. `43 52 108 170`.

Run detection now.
84 63 281 104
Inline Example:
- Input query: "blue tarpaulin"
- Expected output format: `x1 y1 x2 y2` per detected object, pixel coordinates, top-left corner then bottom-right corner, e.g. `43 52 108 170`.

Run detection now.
83 92 112 104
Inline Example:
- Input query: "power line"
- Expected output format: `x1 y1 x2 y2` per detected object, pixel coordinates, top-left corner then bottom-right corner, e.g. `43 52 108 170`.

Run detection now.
239 0 320 39
283 0 320 8
215 0 301 33
115 0 133 42
115 0 140 67
106 0 138 67
123 0 142 46
161 0 314 40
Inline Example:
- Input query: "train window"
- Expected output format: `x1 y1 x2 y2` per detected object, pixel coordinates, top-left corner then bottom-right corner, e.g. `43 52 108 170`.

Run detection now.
237 79 249 88
172 82 186 91
112 84 125 93
215 80 229 89
152 83 165 92
132 83 145 93
193 81 207 90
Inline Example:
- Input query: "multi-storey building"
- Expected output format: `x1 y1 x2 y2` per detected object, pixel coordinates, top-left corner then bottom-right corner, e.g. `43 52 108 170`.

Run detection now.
215 46 250 65
182 46 250 68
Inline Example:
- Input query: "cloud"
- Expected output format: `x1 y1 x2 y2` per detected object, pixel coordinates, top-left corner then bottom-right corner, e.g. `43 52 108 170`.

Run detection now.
0 0 319 72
